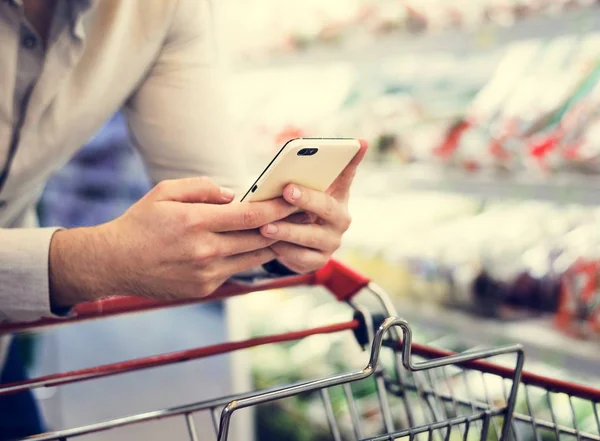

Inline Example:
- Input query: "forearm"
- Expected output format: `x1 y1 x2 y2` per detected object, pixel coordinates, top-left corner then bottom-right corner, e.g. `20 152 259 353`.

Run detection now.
49 226 118 309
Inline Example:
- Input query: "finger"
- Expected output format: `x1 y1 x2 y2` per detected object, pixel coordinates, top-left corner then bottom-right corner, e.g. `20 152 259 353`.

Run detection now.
282 185 350 230
219 247 277 275
260 221 339 252
270 242 329 274
151 177 235 204
337 139 368 189
217 230 277 256
206 198 298 232
329 139 369 200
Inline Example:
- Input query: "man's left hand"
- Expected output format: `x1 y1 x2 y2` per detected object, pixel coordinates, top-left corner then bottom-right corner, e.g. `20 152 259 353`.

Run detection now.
259 140 368 273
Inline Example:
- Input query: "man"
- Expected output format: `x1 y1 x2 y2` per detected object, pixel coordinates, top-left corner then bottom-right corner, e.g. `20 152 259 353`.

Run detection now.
0 0 366 437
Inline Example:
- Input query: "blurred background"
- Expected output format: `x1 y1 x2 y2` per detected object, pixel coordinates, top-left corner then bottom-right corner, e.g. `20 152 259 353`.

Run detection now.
18 0 600 440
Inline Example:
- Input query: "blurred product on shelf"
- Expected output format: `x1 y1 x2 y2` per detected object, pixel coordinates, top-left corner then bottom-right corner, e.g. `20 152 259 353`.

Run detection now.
230 31 600 178
555 259 600 338
229 52 495 166
340 191 600 338
435 33 600 174
226 0 598 62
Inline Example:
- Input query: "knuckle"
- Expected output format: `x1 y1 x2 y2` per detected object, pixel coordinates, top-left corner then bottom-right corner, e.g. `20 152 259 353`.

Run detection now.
341 211 352 231
293 250 311 268
301 250 326 269
330 236 342 252
153 179 172 195
305 231 321 249
322 198 336 220
176 209 194 228
197 176 212 186
193 243 218 265
197 177 217 194
315 254 329 269
175 208 201 230
242 208 261 229
211 241 225 257
195 267 219 288
255 247 275 264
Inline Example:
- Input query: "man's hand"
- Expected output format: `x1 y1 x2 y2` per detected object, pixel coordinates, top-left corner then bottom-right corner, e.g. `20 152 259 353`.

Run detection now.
259 140 368 273
49 177 297 307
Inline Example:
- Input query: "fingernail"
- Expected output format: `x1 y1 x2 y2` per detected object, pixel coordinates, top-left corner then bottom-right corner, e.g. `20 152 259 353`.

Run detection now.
289 185 301 200
264 223 278 235
220 187 235 199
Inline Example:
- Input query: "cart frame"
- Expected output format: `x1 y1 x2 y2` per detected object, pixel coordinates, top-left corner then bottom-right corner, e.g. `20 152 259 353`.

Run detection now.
0 260 598 441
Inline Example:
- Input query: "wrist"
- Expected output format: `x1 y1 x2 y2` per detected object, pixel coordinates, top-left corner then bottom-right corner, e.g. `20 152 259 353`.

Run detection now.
49 226 117 308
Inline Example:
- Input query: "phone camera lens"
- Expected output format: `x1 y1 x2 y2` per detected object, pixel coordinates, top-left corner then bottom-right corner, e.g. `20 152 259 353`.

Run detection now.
297 148 318 156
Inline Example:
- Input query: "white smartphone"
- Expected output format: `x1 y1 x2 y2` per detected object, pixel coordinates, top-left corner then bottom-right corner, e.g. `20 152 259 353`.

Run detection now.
240 138 362 203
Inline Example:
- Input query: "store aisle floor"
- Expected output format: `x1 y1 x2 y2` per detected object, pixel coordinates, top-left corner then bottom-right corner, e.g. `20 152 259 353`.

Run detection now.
30 304 233 441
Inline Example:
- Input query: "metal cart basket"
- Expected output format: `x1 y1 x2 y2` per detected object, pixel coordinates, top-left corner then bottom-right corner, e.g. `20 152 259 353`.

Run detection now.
1 260 599 441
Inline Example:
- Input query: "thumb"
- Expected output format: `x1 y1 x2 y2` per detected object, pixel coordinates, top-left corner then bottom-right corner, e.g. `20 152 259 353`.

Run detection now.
151 177 235 204
329 139 368 200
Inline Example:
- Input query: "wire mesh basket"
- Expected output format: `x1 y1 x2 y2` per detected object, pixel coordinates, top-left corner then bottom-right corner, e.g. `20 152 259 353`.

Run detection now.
1 260 598 441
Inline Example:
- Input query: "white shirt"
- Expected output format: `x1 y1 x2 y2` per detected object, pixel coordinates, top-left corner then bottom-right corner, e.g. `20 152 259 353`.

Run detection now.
0 0 248 323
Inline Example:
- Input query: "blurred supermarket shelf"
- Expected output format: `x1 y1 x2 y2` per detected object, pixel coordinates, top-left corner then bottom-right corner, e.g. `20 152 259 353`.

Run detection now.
395 299 600 379
391 164 600 205
235 7 600 70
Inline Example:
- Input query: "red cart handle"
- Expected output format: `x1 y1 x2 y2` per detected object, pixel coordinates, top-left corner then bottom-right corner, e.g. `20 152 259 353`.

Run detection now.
0 259 370 335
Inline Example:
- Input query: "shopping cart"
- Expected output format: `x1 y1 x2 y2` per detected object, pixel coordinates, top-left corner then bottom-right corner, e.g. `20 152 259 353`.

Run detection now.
1 260 599 441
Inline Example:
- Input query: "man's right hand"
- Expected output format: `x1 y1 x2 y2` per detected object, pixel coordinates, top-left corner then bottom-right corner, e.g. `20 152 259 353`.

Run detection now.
49 177 297 308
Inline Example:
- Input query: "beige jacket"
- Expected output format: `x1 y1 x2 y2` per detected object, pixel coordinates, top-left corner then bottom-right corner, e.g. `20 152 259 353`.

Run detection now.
0 0 247 324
